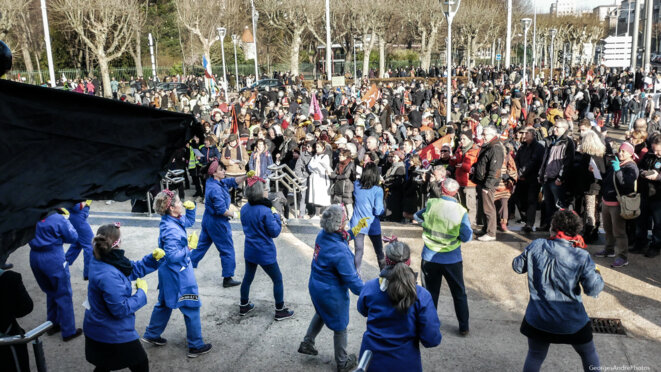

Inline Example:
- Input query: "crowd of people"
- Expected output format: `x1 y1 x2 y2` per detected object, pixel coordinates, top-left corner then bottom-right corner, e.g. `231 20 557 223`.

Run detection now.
3 61 661 372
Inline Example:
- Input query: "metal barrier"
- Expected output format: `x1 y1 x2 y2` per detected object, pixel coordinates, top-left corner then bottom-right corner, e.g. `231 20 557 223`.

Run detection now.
267 163 307 218
353 350 373 372
147 169 186 217
0 321 53 372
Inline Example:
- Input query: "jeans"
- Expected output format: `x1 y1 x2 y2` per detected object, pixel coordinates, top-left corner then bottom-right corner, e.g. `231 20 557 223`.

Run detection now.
143 302 205 349
602 204 628 259
421 260 469 332
240 261 284 308
541 181 567 227
353 233 384 275
303 312 348 366
523 338 599 372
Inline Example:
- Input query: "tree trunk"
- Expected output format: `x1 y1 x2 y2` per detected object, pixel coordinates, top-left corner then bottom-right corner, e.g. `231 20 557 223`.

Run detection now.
362 34 375 77
378 36 385 78
134 30 144 77
420 29 427 65
290 26 303 76
204 47 212 74
20 36 34 82
421 24 438 72
470 36 477 67
99 55 112 98
33 51 43 84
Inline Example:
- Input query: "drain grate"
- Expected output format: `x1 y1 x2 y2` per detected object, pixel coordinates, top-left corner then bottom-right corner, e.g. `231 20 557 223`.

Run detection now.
590 318 626 335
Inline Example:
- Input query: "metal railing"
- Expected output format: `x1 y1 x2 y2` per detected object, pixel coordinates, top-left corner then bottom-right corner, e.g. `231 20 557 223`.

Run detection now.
353 350 373 372
267 163 307 218
0 321 53 372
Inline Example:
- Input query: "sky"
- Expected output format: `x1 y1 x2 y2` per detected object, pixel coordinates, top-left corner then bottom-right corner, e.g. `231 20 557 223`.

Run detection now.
535 0 620 13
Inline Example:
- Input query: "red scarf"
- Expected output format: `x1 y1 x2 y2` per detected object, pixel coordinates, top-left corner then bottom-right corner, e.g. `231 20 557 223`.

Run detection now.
551 231 587 249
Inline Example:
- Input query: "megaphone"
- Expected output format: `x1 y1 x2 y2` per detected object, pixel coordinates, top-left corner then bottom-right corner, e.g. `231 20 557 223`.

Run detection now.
0 40 12 77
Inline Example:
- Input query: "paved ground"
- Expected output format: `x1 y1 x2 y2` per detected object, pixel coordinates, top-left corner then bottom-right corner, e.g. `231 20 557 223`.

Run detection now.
9 194 661 371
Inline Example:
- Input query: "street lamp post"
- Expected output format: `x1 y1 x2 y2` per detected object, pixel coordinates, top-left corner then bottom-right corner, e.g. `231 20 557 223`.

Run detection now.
522 18 532 91
39 0 56 87
505 0 512 68
532 0 537 84
562 43 568 80
216 27 228 99
148 33 157 83
498 38 502 70
440 0 462 125
550 29 557 82
231 34 240 91
250 0 259 81
353 38 357 83
325 0 332 79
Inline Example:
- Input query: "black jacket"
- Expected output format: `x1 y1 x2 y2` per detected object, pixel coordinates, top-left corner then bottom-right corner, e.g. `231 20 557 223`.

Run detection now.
638 153 661 201
515 140 545 181
473 138 505 190
330 161 356 204
602 160 639 202
538 133 575 184
0 270 33 372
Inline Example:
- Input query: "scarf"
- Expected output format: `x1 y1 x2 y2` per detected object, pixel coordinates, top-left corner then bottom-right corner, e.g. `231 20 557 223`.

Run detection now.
551 231 587 249
100 249 133 276
336 157 351 175
224 143 243 163
248 197 272 208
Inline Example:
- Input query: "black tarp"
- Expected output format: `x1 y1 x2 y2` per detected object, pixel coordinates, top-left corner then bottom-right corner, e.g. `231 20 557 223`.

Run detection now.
0 79 196 262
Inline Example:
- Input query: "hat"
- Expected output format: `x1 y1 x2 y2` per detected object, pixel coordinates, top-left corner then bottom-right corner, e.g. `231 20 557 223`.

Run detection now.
227 133 238 142
586 112 595 120
335 137 348 145
208 160 220 175
620 141 638 159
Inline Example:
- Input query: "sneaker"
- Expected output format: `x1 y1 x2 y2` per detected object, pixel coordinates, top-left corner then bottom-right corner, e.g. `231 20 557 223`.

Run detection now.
521 226 533 234
239 303 255 316
298 341 318 356
611 257 629 268
595 249 616 258
460 329 470 336
223 277 241 288
63 328 83 342
337 354 357 372
46 324 61 336
187 343 212 358
477 234 496 242
141 336 167 346
274 307 294 321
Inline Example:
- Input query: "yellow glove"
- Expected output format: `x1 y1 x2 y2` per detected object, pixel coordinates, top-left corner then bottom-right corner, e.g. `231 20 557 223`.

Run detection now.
233 211 240 219
351 217 370 236
183 200 196 210
271 207 278 214
188 231 199 250
246 170 256 177
595 265 601 274
135 278 148 293
152 248 165 261
85 200 92 206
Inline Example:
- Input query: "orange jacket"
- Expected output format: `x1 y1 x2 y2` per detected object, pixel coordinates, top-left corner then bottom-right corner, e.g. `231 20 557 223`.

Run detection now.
452 143 480 187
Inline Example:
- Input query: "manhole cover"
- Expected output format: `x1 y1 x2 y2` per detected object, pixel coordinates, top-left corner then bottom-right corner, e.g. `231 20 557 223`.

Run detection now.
590 318 626 335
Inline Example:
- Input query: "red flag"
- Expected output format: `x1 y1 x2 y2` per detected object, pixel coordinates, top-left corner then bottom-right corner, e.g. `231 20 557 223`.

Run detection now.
418 135 453 161
365 84 380 108
310 93 323 121
245 91 257 107
230 104 239 134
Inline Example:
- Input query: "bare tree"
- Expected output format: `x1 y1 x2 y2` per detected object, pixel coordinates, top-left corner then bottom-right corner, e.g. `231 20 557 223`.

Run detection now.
127 1 148 78
53 0 140 97
402 0 445 72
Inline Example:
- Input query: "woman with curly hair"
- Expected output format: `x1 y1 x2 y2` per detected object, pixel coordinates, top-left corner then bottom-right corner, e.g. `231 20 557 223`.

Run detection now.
513 210 603 372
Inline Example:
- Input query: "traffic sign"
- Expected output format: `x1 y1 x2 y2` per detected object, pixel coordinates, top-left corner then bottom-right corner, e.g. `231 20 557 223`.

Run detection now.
601 36 631 68
496 54 501 61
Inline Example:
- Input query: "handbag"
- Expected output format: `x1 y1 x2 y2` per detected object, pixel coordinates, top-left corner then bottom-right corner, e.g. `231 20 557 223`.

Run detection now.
613 173 641 220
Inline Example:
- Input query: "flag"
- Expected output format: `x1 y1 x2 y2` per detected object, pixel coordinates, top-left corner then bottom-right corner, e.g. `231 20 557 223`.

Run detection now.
0 79 195 261
245 91 257 107
418 135 454 162
230 104 239 134
310 93 323 121
202 55 213 78
364 84 380 108
240 26 257 61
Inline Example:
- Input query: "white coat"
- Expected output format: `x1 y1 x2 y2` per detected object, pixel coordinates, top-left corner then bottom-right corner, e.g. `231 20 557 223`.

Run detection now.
307 153 332 206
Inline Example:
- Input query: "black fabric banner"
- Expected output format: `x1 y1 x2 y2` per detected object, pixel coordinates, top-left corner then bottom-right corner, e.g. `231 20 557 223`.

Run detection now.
0 80 195 261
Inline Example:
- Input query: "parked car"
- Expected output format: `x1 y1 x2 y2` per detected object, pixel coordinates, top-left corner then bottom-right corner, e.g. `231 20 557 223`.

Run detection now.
156 82 189 95
239 79 284 94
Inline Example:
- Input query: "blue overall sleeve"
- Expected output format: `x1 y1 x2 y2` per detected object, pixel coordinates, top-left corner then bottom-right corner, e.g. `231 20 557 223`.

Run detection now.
162 234 188 267
59 218 79 244
128 253 160 281
416 289 442 348
357 286 368 317
336 251 364 295
100 272 147 319
512 245 529 274
264 211 282 238
373 187 385 216
183 208 196 228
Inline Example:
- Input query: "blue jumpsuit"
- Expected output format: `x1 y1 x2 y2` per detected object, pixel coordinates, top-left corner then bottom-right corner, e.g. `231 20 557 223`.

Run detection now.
64 202 94 279
357 279 442 372
29 213 79 338
143 207 206 349
190 177 238 278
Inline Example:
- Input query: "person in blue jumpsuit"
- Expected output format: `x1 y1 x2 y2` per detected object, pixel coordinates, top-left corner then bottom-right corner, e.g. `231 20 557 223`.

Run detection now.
238 176 294 320
142 190 212 358
298 204 368 372
357 241 442 372
29 210 83 341
65 201 94 280
84 222 165 371
190 160 250 287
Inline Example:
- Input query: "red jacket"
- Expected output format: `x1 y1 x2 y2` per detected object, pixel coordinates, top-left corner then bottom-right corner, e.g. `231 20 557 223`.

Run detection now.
451 143 480 187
